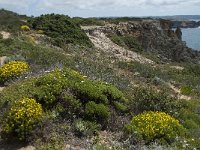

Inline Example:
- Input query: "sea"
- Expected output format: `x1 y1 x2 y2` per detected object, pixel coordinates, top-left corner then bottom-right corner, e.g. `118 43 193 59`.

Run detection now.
181 23 200 51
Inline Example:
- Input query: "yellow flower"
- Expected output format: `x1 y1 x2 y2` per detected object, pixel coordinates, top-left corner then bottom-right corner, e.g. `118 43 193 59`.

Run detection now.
0 61 29 81
125 111 185 142
2 98 43 140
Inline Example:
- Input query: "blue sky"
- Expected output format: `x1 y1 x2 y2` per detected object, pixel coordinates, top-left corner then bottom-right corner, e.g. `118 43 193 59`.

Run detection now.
0 0 200 17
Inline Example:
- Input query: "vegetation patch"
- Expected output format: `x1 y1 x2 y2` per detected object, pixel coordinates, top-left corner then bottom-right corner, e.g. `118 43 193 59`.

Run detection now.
2 98 43 141
110 35 143 52
0 61 29 84
29 14 93 47
125 111 185 144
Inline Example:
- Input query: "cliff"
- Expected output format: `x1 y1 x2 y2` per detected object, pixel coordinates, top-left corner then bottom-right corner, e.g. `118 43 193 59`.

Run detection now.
84 19 200 63
172 20 200 28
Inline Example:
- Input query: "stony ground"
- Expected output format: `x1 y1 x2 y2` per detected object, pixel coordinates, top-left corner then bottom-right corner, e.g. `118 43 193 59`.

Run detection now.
83 26 154 65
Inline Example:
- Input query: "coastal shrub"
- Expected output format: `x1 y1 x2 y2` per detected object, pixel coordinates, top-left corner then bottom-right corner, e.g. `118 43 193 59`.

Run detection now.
2 98 43 140
20 25 30 31
125 111 185 144
110 35 142 52
0 61 29 82
179 108 200 130
0 38 74 72
0 33 3 39
0 9 28 32
180 86 193 95
85 101 110 123
73 119 100 137
57 93 83 118
37 30 44 34
130 87 180 115
72 80 108 104
72 80 128 111
33 69 69 107
29 14 93 47
33 68 87 108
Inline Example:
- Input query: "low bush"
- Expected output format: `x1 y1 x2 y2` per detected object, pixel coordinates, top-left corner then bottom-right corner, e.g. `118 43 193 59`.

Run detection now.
178 108 200 133
0 61 29 83
72 80 128 111
73 119 100 137
85 101 110 123
2 98 43 140
33 68 86 108
125 111 185 144
0 68 128 129
180 86 193 95
33 69 68 107
58 92 82 118
130 87 180 115
29 14 93 47
110 35 142 52
20 25 30 31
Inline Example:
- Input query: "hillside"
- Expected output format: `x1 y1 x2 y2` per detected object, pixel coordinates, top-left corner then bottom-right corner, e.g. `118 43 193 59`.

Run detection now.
0 9 28 32
0 10 200 150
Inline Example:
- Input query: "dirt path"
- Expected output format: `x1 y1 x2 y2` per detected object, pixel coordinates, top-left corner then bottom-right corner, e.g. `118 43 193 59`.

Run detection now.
83 27 154 65
0 31 11 39
0 86 4 92
0 56 7 67
167 82 191 100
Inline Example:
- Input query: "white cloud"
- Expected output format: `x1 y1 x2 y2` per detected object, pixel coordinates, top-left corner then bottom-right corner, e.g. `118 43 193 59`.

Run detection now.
0 0 199 17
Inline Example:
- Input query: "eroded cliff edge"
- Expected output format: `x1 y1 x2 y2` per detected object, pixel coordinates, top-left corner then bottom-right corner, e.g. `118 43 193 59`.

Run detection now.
83 19 200 63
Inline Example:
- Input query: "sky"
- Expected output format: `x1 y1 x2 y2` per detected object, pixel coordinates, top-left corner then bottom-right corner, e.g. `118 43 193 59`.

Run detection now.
0 0 200 17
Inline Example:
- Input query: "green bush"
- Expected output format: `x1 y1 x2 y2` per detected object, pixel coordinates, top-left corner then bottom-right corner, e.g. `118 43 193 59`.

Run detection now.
72 80 128 111
0 68 128 128
130 87 180 115
0 38 74 72
0 33 3 39
33 70 68 107
0 9 27 32
58 93 82 118
85 101 110 123
72 17 105 26
110 35 142 52
29 14 93 47
125 111 185 144
72 80 108 104
180 86 193 95
2 98 43 140
73 119 100 137
33 68 86 108
179 109 200 130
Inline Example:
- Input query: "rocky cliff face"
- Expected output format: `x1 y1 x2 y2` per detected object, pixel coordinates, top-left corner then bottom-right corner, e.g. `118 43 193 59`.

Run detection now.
172 20 200 28
84 19 200 63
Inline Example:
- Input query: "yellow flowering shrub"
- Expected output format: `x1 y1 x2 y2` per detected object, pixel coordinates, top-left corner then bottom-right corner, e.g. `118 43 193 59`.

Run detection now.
2 98 43 140
0 61 29 81
125 111 185 143
37 30 44 34
21 25 30 31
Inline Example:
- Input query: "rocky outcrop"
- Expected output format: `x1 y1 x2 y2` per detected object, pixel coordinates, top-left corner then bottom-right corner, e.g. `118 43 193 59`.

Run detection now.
175 27 182 40
172 21 200 28
84 20 200 63
84 27 154 64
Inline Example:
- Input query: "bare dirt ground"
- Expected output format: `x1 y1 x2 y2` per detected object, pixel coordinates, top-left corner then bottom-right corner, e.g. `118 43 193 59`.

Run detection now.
0 56 8 67
83 27 154 65
0 31 11 39
0 87 4 92
167 82 191 100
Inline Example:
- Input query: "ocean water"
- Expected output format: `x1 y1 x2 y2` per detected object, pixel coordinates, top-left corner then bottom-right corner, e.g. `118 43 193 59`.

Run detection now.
182 27 200 51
